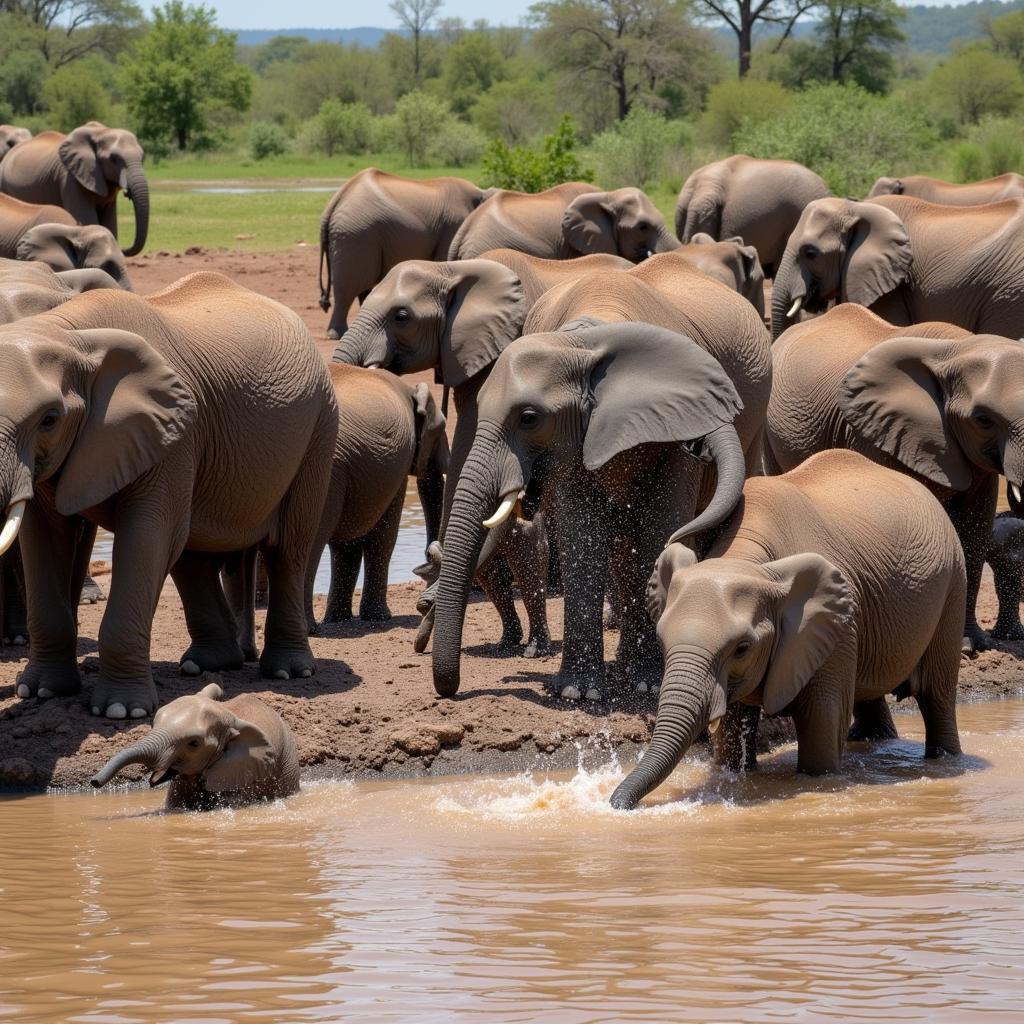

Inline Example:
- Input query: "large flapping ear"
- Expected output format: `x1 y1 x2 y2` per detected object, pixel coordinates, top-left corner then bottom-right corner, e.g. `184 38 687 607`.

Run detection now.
573 321 742 471
562 191 618 255
203 714 276 794
646 543 698 623
839 335 972 491
440 259 527 388
762 553 855 716
55 328 197 515
412 381 450 477
842 201 912 308
58 123 108 197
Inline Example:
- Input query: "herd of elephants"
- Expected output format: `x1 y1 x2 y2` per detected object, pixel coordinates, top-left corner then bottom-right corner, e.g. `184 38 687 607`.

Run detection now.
1 120 1023 811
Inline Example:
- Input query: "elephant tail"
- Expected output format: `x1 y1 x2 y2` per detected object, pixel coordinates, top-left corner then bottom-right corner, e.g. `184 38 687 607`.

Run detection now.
318 210 332 312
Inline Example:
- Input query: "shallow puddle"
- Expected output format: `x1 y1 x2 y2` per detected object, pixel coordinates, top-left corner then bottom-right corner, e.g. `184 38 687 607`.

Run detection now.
2 699 1023 1022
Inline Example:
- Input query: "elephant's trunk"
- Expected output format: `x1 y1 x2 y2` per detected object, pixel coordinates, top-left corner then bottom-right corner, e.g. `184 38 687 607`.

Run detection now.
90 728 174 787
331 308 388 367
610 651 712 809
653 226 680 254
770 242 803 340
121 161 149 257
665 423 746 546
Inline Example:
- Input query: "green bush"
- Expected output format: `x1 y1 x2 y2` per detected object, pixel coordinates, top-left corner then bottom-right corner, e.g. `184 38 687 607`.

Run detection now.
952 117 1024 180
700 78 791 149
929 45 1024 125
249 121 289 159
303 98 373 157
390 91 453 167
481 114 592 192
952 142 987 182
41 57 112 130
431 119 486 167
588 107 689 189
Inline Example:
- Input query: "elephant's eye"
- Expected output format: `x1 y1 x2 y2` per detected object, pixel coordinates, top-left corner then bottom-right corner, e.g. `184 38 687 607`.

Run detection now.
734 640 751 659
39 410 60 431
187 738 201 749
393 308 411 323
636 220 651 232
973 410 995 430
800 244 820 260
519 408 541 429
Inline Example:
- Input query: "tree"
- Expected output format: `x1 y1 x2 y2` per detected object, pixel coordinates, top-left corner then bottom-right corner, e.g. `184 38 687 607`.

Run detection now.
42 54 113 127
482 114 593 191
473 77 556 144
389 0 443 85
390 90 451 165
438 28 505 115
118 1 251 151
930 45 1023 125
814 0 905 88
0 0 144 67
986 10 1024 69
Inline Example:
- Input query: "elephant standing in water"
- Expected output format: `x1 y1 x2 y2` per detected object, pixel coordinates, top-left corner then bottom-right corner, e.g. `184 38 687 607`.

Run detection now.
0 121 149 256
675 156 830 275
868 173 1024 204
91 683 299 809
0 125 31 161
448 182 678 262
3 272 336 719
610 450 964 810
318 168 491 339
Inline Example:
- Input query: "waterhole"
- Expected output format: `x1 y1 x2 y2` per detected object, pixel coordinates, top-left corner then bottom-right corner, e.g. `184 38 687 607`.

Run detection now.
1 699 1022 1022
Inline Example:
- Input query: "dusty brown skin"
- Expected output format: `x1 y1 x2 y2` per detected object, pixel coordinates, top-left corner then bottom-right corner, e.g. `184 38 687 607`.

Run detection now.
478 248 632 306
868 173 1024 204
673 234 766 318
0 257 122 322
0 124 31 161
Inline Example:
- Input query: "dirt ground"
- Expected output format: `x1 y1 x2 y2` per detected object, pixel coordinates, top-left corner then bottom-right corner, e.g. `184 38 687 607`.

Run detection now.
0 246 1020 792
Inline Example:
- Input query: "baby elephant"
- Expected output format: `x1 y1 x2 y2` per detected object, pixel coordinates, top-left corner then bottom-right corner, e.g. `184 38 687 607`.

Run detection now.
986 509 1024 642
610 449 964 810
91 683 299 810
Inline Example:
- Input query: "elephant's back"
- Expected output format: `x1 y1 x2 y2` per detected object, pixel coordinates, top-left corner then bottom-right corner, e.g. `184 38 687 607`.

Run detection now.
0 193 75 234
0 132 62 191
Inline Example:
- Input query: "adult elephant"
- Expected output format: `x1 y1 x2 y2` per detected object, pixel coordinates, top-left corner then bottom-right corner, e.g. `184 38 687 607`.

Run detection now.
449 182 678 262
0 125 31 161
675 155 830 275
431 322 747 700
0 121 148 256
318 168 492 339
868 173 1024 204
4 272 337 719
610 449 964 809
771 195 1024 339
672 233 765 317
478 248 632 306
766 303 1023 652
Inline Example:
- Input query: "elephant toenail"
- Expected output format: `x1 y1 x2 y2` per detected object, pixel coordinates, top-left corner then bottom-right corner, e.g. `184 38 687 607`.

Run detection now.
106 703 127 719
130 707 147 719
91 706 100 715
181 660 200 676
561 685 581 700
274 670 289 680
16 684 30 698
637 681 648 693
300 669 312 678
13 635 26 646
38 687 53 699
585 688 602 701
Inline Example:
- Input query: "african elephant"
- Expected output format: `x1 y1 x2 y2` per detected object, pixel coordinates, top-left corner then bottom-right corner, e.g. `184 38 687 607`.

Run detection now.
0 121 148 256
430 321 747 700
3 272 336 719
675 155 830 275
90 682 299 809
318 168 492 339
771 195 1024 339
478 248 632 306
673 233 765 318
19 224 130 288
609 449 964 810
0 257 122 322
868 173 1024 204
986 510 1024 643
766 303 1023 651
448 182 678 262
0 125 31 161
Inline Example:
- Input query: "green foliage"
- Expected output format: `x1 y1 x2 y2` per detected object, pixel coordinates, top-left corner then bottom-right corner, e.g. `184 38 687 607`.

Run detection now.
0 49 47 116
41 56 113 129
249 121 288 159
482 114 592 192
431 119 486 166
700 78 791 148
389 90 453 166
300 98 373 156
438 30 506 115
472 76 556 145
118 1 252 151
952 115 1024 177
929 44 1023 124
588 107 689 188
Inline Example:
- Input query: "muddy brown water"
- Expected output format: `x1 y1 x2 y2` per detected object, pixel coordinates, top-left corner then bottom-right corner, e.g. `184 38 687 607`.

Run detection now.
1 700 1022 1022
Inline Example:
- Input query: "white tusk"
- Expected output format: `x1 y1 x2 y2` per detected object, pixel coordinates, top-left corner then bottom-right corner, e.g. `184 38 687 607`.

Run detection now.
482 493 517 530
1011 482 1022 504
365 362 382 370
786 296 803 319
707 716 723 735
0 501 26 556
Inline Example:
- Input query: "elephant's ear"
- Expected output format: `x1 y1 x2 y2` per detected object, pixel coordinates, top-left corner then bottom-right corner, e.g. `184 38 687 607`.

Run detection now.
59 123 108 197
203 717 275 794
842 202 912 308
576 321 742 470
762 553 855 716
839 335 972 491
646 543 697 623
441 259 527 388
562 192 618 255
412 381 449 477
55 328 197 515
689 232 717 244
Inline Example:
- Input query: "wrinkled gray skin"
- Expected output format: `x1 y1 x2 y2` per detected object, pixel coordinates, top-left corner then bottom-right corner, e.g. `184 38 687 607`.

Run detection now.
0 121 149 256
430 322 747 701
658 233 765 318
0 125 31 161
868 173 1024 204
319 167 492 339
676 156 830 276
449 182 678 262
91 683 300 810
986 509 1024 642
16 222 132 289
610 449 964 810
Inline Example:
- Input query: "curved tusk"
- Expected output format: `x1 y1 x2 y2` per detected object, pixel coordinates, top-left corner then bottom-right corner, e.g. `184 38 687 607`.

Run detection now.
482 492 518 530
0 501 26 556
707 716 722 735
1010 482 1022 505
786 296 803 319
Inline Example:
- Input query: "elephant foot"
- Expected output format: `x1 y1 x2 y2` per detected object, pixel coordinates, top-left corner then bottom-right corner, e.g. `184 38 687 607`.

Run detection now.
240 640 259 664
523 630 552 659
16 660 82 701
990 618 1024 643
497 624 525 653
260 641 315 681
962 622 993 654
848 699 899 742
359 601 393 622
179 639 244 677
323 604 354 624
80 576 106 605
89 676 158 719
550 669 605 702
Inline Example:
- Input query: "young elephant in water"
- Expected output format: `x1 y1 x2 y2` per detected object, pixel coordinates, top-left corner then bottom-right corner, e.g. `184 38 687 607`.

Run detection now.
91 683 299 810
610 450 964 810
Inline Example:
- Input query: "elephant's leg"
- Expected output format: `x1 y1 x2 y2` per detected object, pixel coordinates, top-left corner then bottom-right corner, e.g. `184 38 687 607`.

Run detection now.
945 476 998 652
70 519 101 610
359 486 404 621
915 588 963 759
171 550 245 675
848 697 899 742
788 648 855 775
712 703 760 771
504 514 551 658
222 547 259 662
254 552 269 609
2 544 27 646
16 500 84 700
478 556 523 650
988 548 1024 642
324 540 361 623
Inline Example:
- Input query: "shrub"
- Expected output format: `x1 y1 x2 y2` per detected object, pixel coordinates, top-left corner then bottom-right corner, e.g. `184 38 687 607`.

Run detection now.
391 91 453 167
588 107 689 189
700 78 792 149
481 115 593 192
311 98 373 156
42 57 112 130
929 45 1024 125
249 121 289 159
431 119 486 167
952 117 1024 180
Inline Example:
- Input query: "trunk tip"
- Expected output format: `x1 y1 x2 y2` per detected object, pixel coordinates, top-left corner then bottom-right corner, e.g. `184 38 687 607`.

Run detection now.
433 674 461 698
90 775 105 788
609 783 640 810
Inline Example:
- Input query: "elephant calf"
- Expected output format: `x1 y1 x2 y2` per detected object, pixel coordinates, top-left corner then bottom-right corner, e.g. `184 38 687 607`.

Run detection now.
91 683 299 810
986 510 1024 644
610 449 964 810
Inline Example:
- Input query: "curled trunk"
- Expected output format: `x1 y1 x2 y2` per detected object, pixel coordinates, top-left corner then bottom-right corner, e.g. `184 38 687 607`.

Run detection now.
770 243 801 340
91 727 174 787
121 161 149 257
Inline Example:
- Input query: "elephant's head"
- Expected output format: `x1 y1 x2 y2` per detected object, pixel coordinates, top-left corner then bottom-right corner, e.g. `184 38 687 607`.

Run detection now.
17 223 132 289
431 321 746 697
0 125 31 161
868 176 905 197
771 197 912 338
0 318 195 557
686 233 765 317
333 259 528 387
90 683 277 793
58 121 149 256
609 547 854 809
839 333 1024 500
562 187 679 263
